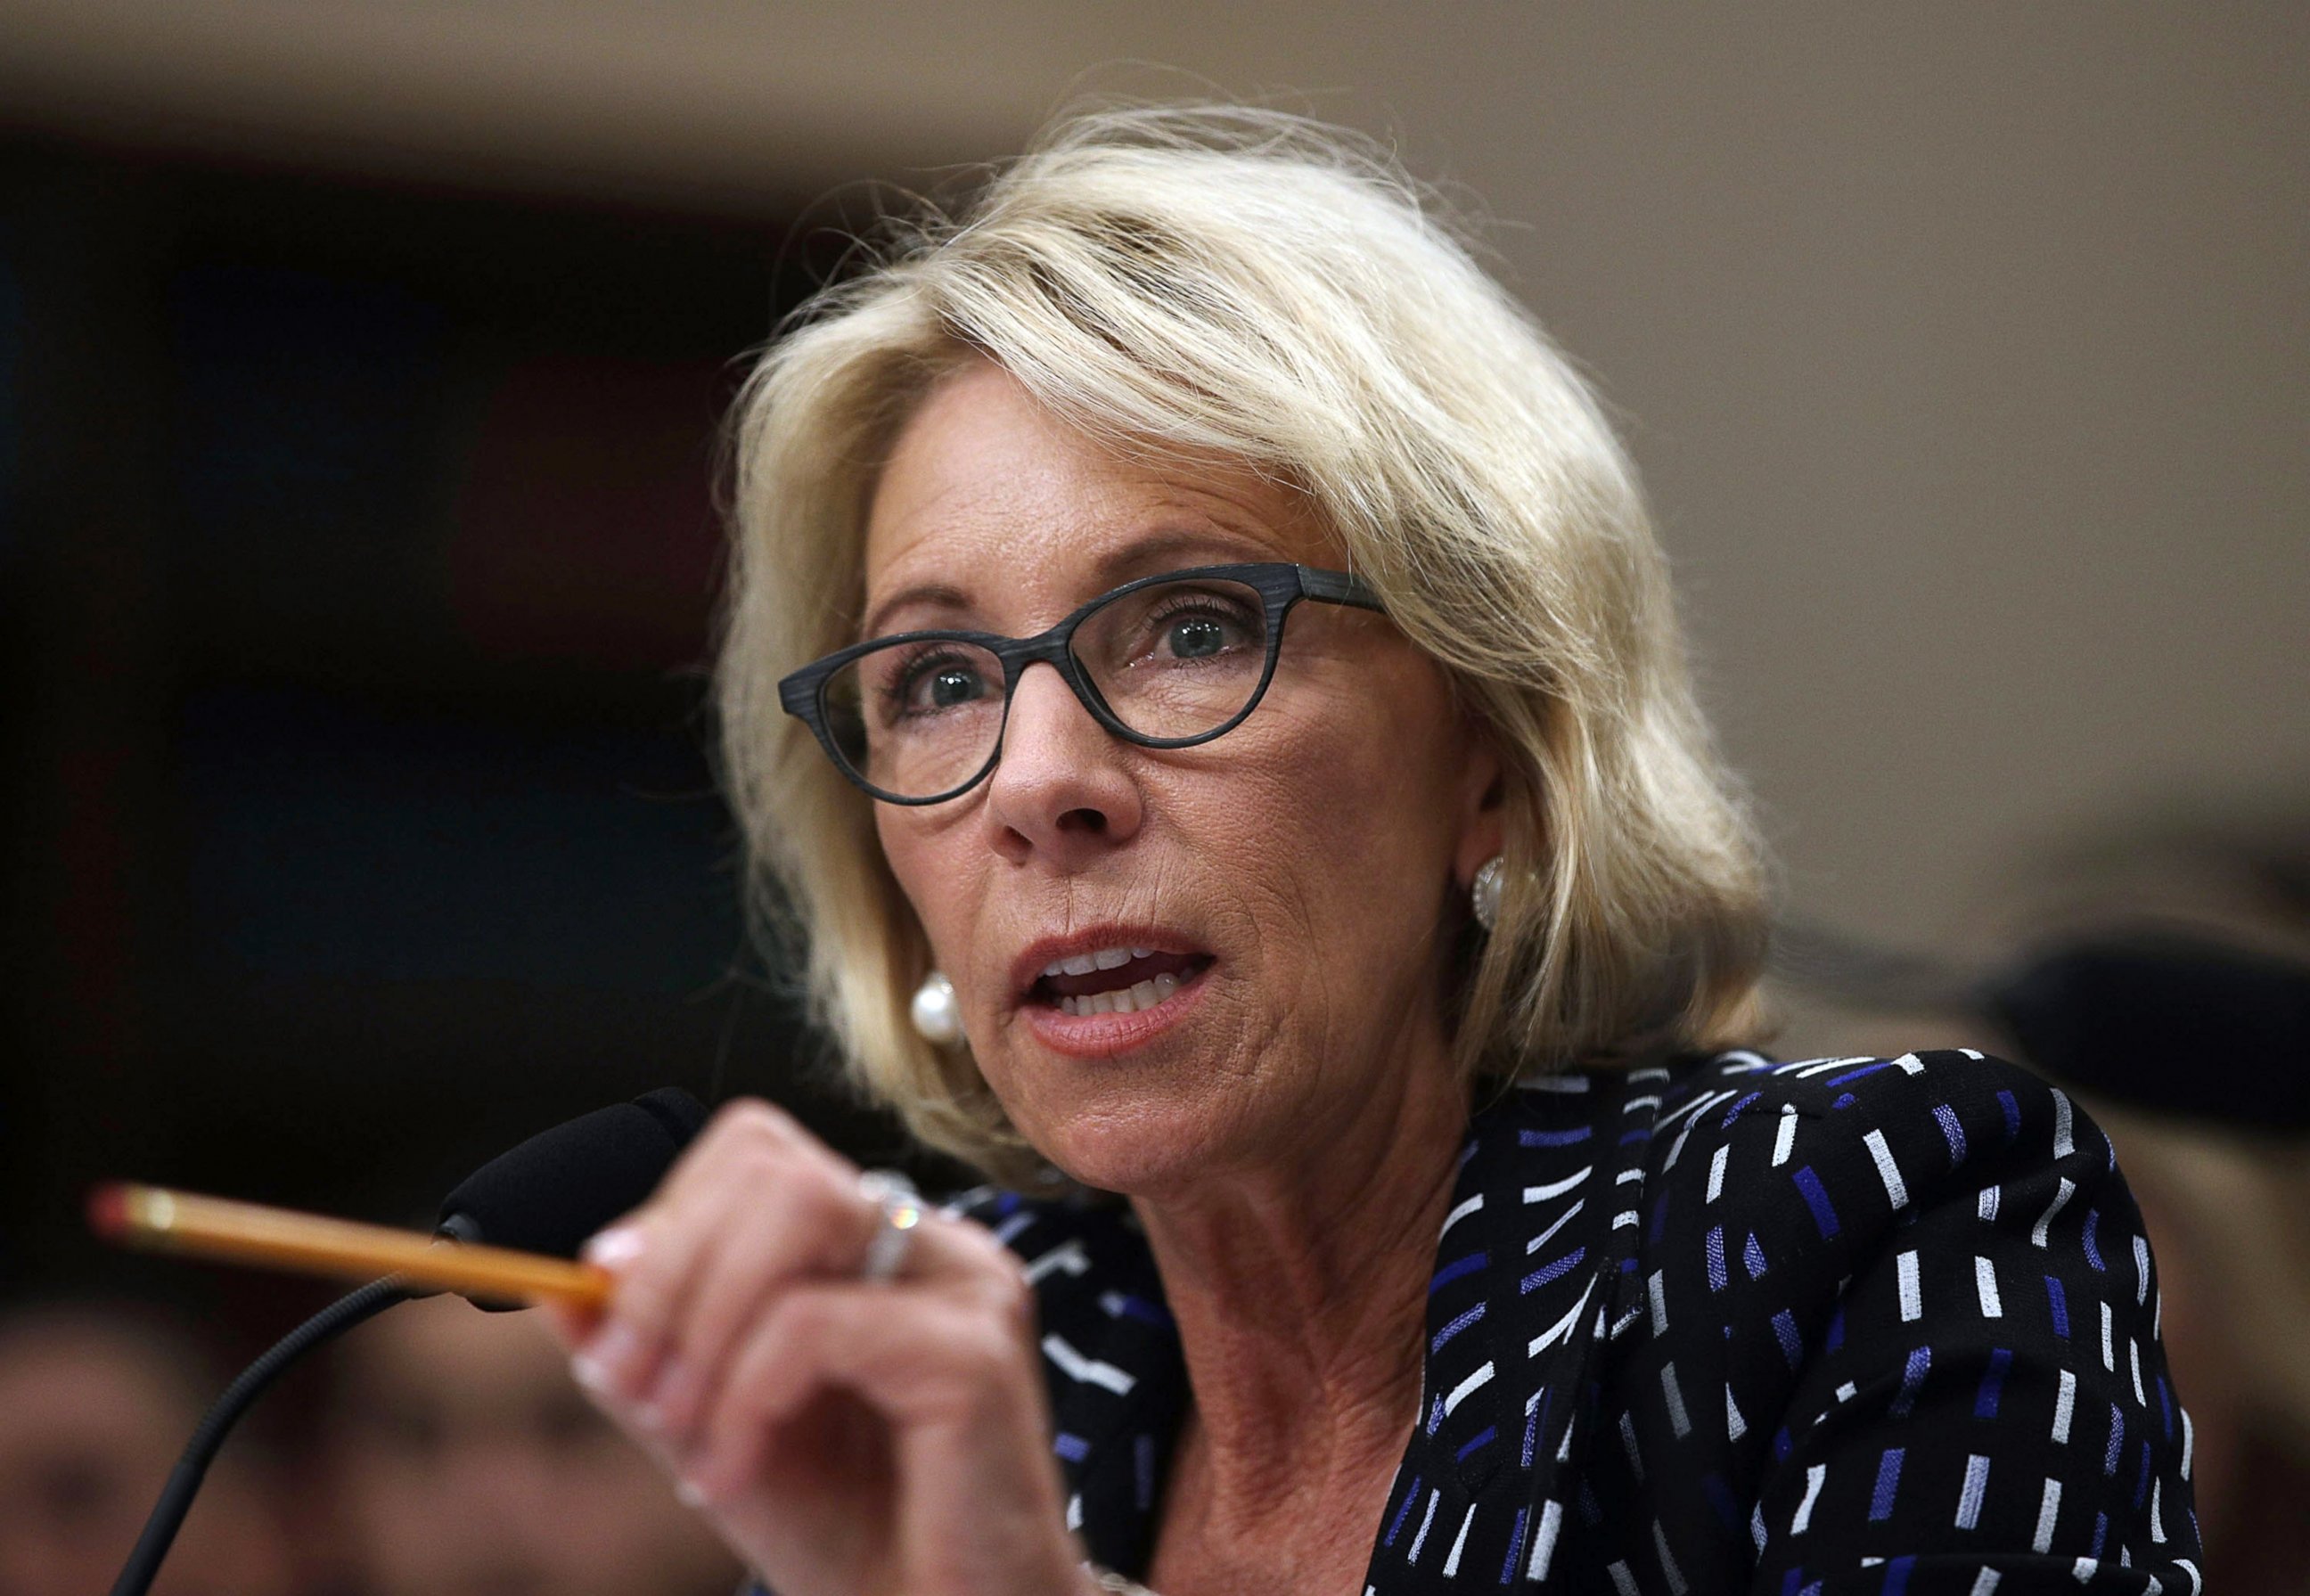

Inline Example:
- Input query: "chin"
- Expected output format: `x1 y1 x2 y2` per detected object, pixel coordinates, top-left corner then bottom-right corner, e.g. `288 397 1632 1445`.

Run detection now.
980 986 1282 1196
1015 1093 1236 1200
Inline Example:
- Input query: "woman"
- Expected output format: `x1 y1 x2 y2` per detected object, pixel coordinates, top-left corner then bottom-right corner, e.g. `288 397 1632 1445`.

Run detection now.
546 108 2199 1595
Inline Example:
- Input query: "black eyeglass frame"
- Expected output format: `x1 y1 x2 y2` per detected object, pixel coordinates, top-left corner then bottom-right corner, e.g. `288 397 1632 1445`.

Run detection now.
777 561 1386 806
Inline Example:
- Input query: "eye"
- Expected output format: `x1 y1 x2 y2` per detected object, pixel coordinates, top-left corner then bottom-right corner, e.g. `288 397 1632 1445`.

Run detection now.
894 651 994 716
1140 595 1258 663
1164 615 1231 659
1072 577 1267 689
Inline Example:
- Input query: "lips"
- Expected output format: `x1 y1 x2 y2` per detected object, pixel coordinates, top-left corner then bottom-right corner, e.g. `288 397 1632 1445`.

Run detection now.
1033 947 1209 1014
1010 932 1215 1018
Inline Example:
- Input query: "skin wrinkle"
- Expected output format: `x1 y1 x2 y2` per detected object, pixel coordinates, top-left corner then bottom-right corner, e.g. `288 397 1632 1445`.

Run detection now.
863 363 1503 1588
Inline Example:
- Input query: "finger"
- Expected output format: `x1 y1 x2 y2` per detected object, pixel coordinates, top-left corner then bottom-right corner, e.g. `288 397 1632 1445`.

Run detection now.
650 1094 814 1208
640 1166 857 1440
563 1338 691 1486
648 1183 1015 1441
682 1274 1039 1508
575 1102 896 1408
911 1204 1039 1286
537 1297 599 1354
578 1109 1007 1411
574 1098 840 1394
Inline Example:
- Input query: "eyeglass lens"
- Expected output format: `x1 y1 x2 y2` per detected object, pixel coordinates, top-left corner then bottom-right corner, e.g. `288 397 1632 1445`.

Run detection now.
821 575 1274 799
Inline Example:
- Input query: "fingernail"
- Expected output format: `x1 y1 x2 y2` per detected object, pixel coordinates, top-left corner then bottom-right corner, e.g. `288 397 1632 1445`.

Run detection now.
578 1320 643 1387
640 1356 693 1435
583 1225 646 1270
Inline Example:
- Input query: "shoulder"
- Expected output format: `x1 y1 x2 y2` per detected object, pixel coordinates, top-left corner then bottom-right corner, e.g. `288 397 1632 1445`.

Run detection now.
1641 1045 2109 1238
1596 1052 2197 1578
1654 1044 2075 1140
1615 1046 2126 1331
1488 1045 2093 1191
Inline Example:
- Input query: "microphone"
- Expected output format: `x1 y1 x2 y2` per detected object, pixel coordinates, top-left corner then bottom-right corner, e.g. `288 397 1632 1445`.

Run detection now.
1981 931 2310 1131
110 1087 710 1596
436 1085 709 1275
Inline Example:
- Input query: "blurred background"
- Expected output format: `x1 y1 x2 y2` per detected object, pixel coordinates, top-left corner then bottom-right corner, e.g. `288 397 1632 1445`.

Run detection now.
0 4 2303 1592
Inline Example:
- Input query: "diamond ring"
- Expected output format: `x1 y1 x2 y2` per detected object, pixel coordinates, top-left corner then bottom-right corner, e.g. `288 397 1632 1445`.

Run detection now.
856 1169 923 1283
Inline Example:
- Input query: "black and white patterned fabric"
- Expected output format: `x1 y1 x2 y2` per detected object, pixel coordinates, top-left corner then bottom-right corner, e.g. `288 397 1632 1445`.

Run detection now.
947 1050 2204 1593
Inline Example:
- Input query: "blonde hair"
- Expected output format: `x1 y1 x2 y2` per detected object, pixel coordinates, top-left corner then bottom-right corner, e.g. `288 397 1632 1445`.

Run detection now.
718 105 1770 1183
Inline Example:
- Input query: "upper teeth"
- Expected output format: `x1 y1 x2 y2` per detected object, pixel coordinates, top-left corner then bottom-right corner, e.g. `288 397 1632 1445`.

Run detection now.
1043 945 1156 978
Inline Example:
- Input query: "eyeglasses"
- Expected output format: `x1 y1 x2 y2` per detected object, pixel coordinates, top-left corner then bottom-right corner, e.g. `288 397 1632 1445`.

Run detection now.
779 562 1385 805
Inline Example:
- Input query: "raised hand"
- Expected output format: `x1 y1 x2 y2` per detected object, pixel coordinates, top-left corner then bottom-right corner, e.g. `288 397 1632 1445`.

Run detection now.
540 1100 1089 1596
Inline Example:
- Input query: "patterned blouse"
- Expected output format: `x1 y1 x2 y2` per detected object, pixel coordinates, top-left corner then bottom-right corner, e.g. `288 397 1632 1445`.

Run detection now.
947 1049 2204 1594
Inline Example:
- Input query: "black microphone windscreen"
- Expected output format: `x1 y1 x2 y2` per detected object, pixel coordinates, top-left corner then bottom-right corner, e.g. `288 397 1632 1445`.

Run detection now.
437 1087 709 1272
1982 931 2310 1132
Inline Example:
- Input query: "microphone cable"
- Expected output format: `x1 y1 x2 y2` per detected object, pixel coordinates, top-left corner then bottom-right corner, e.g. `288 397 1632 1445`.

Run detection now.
104 1084 709 1596
109 1274 407 1596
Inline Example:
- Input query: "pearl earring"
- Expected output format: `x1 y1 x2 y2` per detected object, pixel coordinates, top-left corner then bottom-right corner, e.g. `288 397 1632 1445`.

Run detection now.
1470 855 1505 932
910 970 962 1045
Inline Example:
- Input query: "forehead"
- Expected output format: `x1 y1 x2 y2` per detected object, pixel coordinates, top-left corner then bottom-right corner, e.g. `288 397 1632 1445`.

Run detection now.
860 363 1336 627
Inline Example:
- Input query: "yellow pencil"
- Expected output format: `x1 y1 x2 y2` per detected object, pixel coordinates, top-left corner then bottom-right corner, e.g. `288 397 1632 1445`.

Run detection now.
88 1183 611 1308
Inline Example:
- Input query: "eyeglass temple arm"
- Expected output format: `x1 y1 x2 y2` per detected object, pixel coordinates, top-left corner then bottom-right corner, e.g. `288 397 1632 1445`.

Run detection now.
1298 567 1386 611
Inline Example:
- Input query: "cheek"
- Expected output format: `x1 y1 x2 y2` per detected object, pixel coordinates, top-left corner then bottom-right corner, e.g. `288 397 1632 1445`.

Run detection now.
1258 662 1468 857
872 809 967 956
1200 674 1470 958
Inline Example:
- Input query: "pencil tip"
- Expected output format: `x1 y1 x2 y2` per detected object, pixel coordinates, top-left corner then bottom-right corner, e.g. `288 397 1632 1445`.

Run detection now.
86 1183 131 1240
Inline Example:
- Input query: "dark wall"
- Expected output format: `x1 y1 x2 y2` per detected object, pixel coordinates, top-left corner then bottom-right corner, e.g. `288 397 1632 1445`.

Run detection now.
0 136 928 1351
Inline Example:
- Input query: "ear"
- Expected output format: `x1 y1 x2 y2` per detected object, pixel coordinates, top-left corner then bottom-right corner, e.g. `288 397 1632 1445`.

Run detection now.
1452 724 1509 889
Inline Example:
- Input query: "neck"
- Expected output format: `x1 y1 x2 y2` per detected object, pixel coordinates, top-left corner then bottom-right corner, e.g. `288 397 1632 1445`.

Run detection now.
1130 1049 1470 1540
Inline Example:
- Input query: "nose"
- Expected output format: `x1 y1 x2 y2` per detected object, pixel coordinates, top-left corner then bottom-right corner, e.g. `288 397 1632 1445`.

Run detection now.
981 661 1143 864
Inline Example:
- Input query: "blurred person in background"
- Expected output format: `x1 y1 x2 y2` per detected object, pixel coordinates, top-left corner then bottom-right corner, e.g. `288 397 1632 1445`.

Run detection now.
327 1291 742 1596
0 1299 299 1596
1778 811 2310 1593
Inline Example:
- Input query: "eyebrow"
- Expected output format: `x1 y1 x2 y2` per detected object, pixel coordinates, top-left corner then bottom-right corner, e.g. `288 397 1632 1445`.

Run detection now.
858 582 973 642
856 527 1271 642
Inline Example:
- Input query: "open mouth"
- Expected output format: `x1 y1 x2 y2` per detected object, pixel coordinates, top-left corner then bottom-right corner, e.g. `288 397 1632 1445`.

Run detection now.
1028 946 1215 1017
